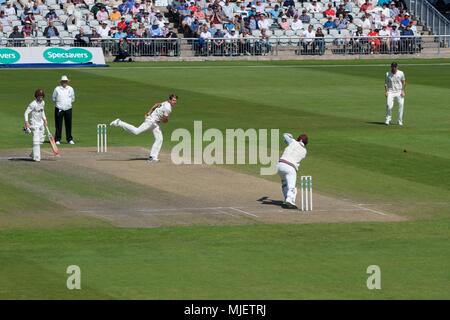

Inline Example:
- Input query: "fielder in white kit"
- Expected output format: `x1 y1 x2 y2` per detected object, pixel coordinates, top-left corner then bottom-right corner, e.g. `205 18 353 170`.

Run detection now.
109 94 178 163
24 89 48 162
276 133 308 209
385 62 406 126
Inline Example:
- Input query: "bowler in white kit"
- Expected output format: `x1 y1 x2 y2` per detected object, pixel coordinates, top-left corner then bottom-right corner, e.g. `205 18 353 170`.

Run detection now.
385 62 406 126
276 133 308 209
24 89 48 162
109 94 178 162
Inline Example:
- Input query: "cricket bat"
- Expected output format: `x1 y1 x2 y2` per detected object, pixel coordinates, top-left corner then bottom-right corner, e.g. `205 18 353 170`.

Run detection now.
45 126 60 156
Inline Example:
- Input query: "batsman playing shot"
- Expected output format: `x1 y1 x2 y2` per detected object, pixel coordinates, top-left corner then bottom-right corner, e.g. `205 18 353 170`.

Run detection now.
24 89 48 162
109 94 178 163
276 133 308 209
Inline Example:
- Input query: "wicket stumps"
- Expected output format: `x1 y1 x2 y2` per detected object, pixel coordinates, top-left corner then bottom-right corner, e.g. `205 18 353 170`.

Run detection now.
97 124 107 153
300 176 313 211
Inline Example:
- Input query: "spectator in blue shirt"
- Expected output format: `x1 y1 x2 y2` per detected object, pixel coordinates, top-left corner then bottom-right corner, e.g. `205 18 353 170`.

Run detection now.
208 22 217 37
118 0 127 14
323 16 336 29
270 4 281 20
149 23 162 37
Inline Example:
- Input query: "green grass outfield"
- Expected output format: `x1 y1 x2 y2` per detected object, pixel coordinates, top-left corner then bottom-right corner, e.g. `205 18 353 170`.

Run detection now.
0 59 449 299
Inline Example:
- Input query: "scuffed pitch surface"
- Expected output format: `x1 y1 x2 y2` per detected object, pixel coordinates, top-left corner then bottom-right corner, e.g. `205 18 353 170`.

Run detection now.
1 147 406 228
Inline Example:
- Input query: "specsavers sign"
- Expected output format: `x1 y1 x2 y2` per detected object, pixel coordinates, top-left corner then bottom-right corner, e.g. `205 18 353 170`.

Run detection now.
0 47 105 65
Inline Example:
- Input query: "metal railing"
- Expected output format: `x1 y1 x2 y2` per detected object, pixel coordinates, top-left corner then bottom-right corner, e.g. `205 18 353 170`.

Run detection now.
1 36 449 57
406 0 450 45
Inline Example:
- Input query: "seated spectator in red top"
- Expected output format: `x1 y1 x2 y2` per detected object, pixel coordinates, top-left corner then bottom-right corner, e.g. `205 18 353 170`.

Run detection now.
368 28 381 53
22 21 33 37
324 3 336 17
188 1 199 13
360 0 372 13
118 17 127 31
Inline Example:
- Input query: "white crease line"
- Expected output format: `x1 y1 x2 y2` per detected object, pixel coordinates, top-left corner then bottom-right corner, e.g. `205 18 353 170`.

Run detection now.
82 63 450 71
353 205 388 216
214 208 237 217
229 207 258 217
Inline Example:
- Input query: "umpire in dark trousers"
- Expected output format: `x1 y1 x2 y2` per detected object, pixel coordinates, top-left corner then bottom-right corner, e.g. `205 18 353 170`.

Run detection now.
52 75 76 144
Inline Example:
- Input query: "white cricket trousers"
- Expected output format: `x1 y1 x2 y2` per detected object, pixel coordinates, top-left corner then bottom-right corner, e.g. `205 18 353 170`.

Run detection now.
276 162 297 205
118 120 163 159
386 91 404 123
31 125 45 162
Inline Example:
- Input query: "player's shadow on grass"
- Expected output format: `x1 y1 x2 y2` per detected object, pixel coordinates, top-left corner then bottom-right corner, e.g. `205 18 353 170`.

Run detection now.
7 157 56 161
366 121 387 125
257 196 284 207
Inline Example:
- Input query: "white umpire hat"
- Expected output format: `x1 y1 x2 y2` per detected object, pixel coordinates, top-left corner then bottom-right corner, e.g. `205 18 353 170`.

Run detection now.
61 75 69 81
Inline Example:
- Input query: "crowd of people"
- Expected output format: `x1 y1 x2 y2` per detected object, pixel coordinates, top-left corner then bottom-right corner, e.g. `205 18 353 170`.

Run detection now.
168 0 421 55
0 0 423 56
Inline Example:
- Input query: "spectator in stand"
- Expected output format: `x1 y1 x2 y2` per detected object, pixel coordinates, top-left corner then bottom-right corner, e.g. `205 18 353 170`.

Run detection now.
343 0 353 12
381 3 391 17
4 2 16 17
130 16 139 29
45 8 58 21
208 21 217 37
198 23 211 52
194 7 206 20
401 24 415 53
31 2 41 15
379 25 390 52
258 13 271 30
360 14 372 30
400 13 411 29
131 1 142 15
270 4 281 21
96 6 109 22
156 14 166 28
110 6 121 23
302 24 315 51
410 20 417 35
344 10 353 23
368 27 381 53
190 17 200 36
118 0 127 14
335 14 349 30
279 15 289 30
378 0 391 6
390 24 400 52
299 9 311 24
247 14 257 31
0 11 8 26
307 0 322 14
360 0 372 13
9 25 24 37
118 16 127 31
291 15 303 31
135 22 146 37
254 0 265 14
324 3 336 18
336 4 346 17
75 28 91 46
96 21 111 38
389 2 400 18
22 20 34 37
222 0 237 20
188 1 199 13
149 22 162 37
283 0 295 8
323 16 336 29
44 20 59 38
314 27 325 53
375 14 389 29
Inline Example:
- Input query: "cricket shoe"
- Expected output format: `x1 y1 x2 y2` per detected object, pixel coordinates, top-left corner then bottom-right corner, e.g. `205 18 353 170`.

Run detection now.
55 141 61 145
68 140 75 145
147 156 160 163
110 118 121 127
384 120 390 125
281 202 298 209
398 121 403 126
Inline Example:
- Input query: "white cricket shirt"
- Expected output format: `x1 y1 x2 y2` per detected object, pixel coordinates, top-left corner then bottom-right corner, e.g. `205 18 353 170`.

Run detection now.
385 70 405 93
52 85 75 111
147 101 172 123
279 133 307 171
24 100 46 126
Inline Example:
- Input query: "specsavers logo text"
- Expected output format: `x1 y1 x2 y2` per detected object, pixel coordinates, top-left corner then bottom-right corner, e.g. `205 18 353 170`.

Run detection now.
0 48 21 64
43 48 93 63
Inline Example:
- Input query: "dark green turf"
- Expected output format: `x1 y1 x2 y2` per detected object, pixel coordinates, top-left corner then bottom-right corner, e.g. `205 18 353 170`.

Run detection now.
0 59 449 299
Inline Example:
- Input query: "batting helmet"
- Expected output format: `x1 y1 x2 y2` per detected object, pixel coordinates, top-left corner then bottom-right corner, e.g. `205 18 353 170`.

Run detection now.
34 89 45 99
297 134 308 146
